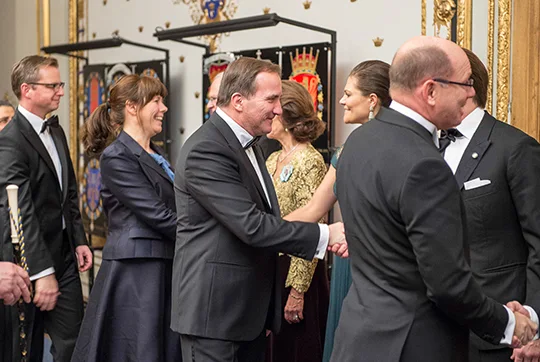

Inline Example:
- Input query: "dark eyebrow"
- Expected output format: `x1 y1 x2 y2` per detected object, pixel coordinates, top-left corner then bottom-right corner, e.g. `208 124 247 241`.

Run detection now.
265 94 280 101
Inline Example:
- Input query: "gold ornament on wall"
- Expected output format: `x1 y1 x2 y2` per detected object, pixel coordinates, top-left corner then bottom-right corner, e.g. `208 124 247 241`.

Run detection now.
103 0 107 5
179 55 185 63
372 37 384 47
303 0 312 9
112 29 119 36
194 91 201 99
92 32 96 39
263 7 271 14
165 21 171 29
138 26 144 33
350 0 357 2
433 0 456 39
180 0 238 53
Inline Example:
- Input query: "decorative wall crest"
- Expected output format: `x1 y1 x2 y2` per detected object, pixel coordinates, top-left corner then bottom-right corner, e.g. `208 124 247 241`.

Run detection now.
175 0 239 53
433 0 456 39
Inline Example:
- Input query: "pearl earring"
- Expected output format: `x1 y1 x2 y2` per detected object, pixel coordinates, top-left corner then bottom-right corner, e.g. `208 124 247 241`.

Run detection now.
368 105 375 120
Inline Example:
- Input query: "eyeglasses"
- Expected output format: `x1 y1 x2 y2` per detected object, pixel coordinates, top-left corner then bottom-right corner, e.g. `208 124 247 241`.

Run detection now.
432 78 474 88
27 82 65 91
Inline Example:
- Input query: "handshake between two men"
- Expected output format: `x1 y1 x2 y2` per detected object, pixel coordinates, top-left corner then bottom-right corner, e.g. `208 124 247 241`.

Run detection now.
507 301 540 362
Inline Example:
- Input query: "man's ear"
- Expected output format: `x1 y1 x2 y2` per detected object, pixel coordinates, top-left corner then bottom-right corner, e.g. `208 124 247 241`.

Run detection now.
20 84 32 99
231 93 243 112
422 79 438 106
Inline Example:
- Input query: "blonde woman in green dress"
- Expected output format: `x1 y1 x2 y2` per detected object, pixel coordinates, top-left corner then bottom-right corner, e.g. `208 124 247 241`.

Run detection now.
284 60 391 362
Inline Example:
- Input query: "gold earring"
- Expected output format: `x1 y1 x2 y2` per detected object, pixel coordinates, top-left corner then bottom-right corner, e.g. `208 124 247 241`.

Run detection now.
285 128 289 132
368 105 375 120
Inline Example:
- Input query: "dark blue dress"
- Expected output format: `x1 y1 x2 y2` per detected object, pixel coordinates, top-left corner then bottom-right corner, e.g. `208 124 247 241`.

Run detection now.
323 148 352 362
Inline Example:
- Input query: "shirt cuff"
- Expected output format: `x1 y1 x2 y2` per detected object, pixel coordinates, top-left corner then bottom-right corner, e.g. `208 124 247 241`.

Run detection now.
314 224 329 260
30 267 55 281
500 305 516 345
524 306 540 340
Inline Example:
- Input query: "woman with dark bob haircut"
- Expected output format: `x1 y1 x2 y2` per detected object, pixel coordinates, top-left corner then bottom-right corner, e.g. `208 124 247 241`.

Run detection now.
265 80 328 362
72 74 181 362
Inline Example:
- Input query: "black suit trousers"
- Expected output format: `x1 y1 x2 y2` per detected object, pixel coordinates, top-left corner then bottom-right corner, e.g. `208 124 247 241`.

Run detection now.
26 232 83 362
180 332 267 362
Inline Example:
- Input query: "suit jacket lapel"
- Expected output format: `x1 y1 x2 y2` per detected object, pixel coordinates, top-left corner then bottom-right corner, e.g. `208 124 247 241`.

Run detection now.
16 112 62 191
210 114 273 211
377 107 437 148
118 131 173 184
454 112 495 189
253 144 280 216
50 127 69 201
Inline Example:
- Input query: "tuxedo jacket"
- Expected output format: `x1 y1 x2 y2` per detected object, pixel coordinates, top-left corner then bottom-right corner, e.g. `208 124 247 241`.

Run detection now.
99 131 176 260
454 111 540 351
0 110 87 276
171 113 320 341
332 107 509 362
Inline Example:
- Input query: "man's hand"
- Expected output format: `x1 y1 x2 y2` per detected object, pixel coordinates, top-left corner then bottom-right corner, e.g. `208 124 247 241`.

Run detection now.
328 222 348 258
33 274 60 311
513 311 538 348
512 340 540 362
508 301 531 318
75 245 93 272
0 262 31 305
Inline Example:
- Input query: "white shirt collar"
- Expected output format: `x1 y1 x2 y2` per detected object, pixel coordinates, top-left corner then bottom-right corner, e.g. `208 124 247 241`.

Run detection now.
18 105 46 135
455 107 485 139
215 107 256 148
389 101 439 146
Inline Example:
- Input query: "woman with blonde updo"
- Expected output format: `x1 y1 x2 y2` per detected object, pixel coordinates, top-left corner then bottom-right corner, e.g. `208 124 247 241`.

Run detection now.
72 74 181 362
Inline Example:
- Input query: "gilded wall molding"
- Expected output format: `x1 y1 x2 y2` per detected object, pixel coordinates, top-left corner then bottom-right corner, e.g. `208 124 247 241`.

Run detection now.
68 0 78 165
486 0 495 114
456 0 472 49
422 0 427 35
496 0 511 123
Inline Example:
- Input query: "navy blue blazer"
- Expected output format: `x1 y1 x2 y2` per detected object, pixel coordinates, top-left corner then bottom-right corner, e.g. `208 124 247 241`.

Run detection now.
100 131 176 260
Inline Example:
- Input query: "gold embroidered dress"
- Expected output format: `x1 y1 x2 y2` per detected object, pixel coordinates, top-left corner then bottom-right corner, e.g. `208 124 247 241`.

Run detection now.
266 144 326 292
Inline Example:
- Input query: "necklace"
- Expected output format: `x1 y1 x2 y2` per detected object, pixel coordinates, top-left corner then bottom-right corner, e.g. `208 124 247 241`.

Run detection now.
277 143 299 163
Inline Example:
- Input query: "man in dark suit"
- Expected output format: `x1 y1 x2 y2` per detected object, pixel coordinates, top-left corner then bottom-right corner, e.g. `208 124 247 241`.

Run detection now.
172 57 346 362
441 48 540 362
0 55 92 362
332 36 537 362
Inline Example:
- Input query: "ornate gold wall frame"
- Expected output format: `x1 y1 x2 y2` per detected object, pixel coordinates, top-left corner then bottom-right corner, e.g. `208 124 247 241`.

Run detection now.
486 0 495 113
456 0 472 49
37 0 51 54
68 0 79 165
495 0 511 123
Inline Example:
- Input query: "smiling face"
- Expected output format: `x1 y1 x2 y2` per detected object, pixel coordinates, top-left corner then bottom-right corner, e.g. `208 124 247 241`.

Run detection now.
239 71 283 136
339 76 373 124
26 65 64 117
138 95 168 138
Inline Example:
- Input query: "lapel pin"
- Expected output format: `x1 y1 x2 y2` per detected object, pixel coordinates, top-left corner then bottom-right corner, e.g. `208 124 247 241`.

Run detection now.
472 152 478 159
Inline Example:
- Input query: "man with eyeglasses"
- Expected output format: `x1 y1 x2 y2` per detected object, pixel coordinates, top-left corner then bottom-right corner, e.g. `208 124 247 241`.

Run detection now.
0 55 92 362
207 71 223 115
439 48 540 362
0 100 15 132
331 36 537 362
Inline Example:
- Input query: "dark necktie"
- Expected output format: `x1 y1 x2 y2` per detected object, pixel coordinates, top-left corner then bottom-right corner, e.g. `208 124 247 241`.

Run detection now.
243 136 261 150
439 128 464 153
40 115 59 134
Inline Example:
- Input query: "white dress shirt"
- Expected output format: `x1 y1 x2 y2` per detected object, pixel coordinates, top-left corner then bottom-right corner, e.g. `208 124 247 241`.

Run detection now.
389 101 519 345
444 106 484 174
216 108 329 259
18 105 63 280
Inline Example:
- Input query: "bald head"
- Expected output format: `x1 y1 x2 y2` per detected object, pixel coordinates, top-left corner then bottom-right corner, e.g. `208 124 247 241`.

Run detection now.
390 36 466 93
207 72 224 115
389 36 475 129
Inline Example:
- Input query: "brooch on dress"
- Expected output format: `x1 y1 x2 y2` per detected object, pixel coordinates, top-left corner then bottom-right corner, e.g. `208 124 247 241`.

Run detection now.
280 164 294 182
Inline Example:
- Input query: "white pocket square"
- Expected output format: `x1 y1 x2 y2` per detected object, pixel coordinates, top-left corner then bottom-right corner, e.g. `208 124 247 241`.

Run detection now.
464 177 491 191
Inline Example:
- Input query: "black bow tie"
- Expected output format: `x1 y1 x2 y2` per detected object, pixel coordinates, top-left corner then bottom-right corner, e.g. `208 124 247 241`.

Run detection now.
439 128 464 153
40 115 59 134
243 136 261 150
